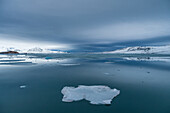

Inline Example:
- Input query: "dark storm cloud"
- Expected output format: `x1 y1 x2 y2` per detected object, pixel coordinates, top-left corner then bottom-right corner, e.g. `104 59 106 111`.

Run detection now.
73 35 170 52
0 0 170 45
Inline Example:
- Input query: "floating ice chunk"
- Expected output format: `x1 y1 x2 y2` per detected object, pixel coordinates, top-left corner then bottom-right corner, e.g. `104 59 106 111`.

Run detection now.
61 85 120 105
20 85 26 89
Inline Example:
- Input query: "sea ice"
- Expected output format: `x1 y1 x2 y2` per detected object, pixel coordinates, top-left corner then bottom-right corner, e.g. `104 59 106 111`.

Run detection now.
61 85 120 105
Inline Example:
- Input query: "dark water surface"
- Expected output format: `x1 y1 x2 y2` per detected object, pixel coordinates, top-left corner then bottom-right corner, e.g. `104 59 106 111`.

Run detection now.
0 53 170 113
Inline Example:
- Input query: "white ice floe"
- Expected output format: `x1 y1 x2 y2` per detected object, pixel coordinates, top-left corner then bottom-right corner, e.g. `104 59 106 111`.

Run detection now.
102 45 170 54
61 85 120 105
20 85 26 89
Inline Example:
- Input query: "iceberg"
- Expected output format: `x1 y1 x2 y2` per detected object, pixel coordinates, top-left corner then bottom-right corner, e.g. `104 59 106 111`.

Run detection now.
61 85 120 105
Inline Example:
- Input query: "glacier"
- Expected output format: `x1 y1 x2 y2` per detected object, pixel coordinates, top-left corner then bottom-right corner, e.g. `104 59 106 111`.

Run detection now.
61 85 120 105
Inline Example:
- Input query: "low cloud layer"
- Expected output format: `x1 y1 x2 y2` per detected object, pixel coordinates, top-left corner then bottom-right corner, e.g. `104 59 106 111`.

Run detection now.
0 0 170 48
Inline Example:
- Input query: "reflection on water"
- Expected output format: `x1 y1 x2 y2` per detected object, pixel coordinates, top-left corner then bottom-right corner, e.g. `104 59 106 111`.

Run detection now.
124 56 170 62
1 53 170 66
0 54 75 66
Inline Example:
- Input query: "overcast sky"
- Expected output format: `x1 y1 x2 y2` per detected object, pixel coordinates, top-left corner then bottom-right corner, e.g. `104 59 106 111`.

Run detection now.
0 0 170 49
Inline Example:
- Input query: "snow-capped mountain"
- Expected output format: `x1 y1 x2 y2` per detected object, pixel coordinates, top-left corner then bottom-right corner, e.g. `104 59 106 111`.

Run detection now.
27 47 66 53
0 47 66 54
103 45 170 54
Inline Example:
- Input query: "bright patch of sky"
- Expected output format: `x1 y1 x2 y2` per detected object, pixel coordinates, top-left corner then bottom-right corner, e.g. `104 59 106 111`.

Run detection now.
0 34 71 50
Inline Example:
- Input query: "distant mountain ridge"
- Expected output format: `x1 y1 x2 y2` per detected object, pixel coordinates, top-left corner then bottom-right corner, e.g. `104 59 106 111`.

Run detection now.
103 45 170 54
0 47 66 54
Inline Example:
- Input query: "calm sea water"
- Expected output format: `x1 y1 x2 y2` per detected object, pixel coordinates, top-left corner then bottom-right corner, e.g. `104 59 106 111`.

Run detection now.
0 53 170 113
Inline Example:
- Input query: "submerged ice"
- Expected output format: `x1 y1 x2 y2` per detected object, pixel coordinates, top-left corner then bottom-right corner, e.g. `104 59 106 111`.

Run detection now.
61 85 120 105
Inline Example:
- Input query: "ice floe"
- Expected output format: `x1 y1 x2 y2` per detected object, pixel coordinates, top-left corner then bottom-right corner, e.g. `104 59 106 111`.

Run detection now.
20 85 26 89
61 85 120 105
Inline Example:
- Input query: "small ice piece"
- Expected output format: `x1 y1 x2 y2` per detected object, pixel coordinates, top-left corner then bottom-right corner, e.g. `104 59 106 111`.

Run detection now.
61 85 120 105
104 73 110 75
20 85 26 89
